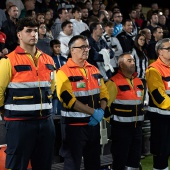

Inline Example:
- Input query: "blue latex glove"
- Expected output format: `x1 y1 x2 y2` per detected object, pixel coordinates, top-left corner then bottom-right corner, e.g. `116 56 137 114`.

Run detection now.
92 108 104 122
88 116 98 126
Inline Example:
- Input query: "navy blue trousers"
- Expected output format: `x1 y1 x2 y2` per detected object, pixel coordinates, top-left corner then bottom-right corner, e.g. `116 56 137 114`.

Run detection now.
5 116 55 170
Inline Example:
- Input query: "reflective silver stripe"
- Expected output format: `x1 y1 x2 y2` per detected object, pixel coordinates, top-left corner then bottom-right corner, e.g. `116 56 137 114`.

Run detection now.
114 99 142 105
113 115 144 122
148 106 170 115
5 103 52 111
165 90 170 95
73 88 100 97
7 81 51 88
61 110 90 118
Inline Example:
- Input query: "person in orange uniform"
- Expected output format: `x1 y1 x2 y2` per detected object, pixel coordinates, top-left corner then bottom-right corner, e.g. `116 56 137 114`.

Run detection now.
0 17 56 170
105 52 144 170
56 35 109 170
146 38 170 170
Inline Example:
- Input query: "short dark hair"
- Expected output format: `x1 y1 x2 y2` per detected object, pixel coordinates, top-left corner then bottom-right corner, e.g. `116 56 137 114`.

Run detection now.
89 22 101 33
122 19 132 26
153 26 162 34
61 21 72 30
16 17 39 32
58 8 67 18
50 39 61 47
68 35 87 49
72 7 81 13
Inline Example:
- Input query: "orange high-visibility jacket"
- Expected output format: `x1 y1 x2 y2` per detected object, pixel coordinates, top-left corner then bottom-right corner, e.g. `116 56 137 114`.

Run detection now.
59 58 107 124
4 46 55 120
110 71 144 126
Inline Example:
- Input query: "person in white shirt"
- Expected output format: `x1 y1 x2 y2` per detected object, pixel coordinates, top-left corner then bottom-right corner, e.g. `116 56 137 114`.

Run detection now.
102 21 123 68
70 7 89 35
57 20 73 58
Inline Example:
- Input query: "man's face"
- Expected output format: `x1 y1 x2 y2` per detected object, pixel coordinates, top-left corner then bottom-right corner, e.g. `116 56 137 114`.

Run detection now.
17 27 38 46
113 12 123 23
151 14 158 25
92 1 100 11
71 39 90 62
154 28 163 41
95 24 103 38
159 41 170 61
129 10 137 19
104 25 113 35
123 21 133 33
60 10 69 21
73 11 82 20
159 15 166 25
81 9 88 19
120 54 135 74
63 23 73 36
8 6 19 19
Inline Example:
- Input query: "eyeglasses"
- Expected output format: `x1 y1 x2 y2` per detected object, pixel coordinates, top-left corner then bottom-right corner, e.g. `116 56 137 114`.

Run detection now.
72 45 91 50
161 47 170 52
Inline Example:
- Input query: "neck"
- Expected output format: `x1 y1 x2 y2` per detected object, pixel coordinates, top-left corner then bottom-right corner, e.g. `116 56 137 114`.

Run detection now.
39 34 44 39
20 44 37 57
72 58 85 67
106 32 111 37
92 34 100 42
160 57 170 66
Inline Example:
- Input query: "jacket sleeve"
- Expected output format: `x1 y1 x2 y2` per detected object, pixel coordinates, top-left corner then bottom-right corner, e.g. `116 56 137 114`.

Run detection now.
99 78 109 102
56 69 76 109
0 58 12 109
146 67 170 110
105 80 118 107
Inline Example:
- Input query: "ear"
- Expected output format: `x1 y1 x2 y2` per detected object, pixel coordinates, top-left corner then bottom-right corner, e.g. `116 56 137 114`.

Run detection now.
17 32 21 39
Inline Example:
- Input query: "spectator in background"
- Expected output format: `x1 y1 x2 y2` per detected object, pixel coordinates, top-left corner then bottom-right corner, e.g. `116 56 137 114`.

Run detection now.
51 8 69 39
158 15 170 38
50 39 67 115
0 9 7 29
116 19 134 53
6 0 24 17
163 8 170 29
146 3 159 21
57 0 75 11
70 7 89 35
98 10 110 24
128 9 138 37
89 0 100 17
25 9 36 19
36 13 45 23
135 7 145 29
36 23 53 56
146 13 159 34
44 9 54 32
88 22 115 81
81 6 89 25
112 12 123 37
102 21 123 68
85 0 92 11
147 26 163 64
1 5 18 52
57 21 73 58
19 0 35 18
139 28 152 47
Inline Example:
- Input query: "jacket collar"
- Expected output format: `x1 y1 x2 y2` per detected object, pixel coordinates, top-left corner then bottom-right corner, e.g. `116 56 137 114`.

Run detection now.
67 58 92 68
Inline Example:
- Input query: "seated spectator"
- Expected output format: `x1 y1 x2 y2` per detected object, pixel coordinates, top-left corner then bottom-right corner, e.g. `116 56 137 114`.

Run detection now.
88 22 115 81
6 0 24 17
102 21 123 68
116 19 134 53
25 9 36 19
139 28 151 46
1 5 19 52
147 26 163 64
70 7 89 35
112 12 123 37
51 8 69 39
36 23 53 56
57 21 73 58
36 13 45 24
88 0 100 17
158 14 170 38
50 39 67 115
81 5 89 25
19 0 35 19
0 9 7 30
